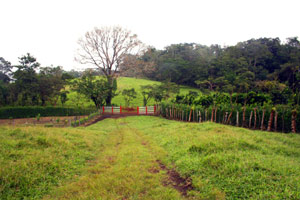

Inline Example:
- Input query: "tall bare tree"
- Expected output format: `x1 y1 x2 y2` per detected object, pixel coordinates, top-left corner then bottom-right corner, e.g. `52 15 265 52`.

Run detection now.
76 26 144 104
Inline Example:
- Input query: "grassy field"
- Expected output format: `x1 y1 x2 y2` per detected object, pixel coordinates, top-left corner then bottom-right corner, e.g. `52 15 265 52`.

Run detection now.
63 77 199 107
1 117 300 199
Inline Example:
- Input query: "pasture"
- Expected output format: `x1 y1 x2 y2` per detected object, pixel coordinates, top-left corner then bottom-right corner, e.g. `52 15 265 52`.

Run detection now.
63 77 199 107
1 116 300 199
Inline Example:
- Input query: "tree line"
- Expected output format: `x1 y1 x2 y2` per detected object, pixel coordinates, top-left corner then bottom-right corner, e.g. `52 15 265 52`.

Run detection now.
0 53 77 107
121 37 300 107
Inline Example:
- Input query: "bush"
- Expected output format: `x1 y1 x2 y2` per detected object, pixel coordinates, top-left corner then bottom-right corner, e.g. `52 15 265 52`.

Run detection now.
0 106 97 119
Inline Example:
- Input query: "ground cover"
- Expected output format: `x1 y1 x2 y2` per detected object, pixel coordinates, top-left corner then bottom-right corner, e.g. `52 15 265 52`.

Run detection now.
1 116 300 199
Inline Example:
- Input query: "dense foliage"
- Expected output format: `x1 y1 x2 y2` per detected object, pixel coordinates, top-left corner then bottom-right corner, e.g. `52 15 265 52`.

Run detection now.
0 54 76 107
123 37 300 108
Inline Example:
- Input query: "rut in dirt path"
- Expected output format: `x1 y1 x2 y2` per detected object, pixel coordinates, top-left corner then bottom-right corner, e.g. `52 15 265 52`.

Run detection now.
148 159 193 197
136 127 194 197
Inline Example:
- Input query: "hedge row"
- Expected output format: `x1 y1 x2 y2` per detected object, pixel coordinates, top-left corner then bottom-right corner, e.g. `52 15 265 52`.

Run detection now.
71 111 101 127
0 106 97 119
157 103 300 133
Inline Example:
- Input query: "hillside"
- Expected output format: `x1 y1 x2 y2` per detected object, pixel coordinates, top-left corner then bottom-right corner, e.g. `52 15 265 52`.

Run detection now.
1 117 300 199
64 77 199 107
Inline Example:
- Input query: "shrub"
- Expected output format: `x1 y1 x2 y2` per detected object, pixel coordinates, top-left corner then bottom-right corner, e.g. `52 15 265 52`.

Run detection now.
0 106 97 119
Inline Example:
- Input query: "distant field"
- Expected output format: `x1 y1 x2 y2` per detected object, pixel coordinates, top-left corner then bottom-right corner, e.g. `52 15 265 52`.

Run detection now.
63 77 199 107
1 116 300 199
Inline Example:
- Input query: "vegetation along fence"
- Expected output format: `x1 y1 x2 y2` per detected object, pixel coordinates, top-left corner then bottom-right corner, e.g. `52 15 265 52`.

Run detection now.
157 103 300 133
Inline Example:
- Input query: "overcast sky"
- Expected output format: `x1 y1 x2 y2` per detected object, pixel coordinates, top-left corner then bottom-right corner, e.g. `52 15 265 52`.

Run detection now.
1 0 299 70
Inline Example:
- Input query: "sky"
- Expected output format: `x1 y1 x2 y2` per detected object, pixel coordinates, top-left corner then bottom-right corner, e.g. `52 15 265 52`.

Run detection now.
0 0 299 70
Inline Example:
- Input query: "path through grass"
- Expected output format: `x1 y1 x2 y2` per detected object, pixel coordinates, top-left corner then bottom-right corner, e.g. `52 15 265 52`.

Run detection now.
1 116 300 199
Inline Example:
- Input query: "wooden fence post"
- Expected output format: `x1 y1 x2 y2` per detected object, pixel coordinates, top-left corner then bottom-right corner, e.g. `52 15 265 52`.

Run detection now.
261 109 265 131
249 111 253 129
274 111 278 132
199 111 202 123
253 108 257 129
137 106 139 115
236 111 239 127
267 109 275 132
291 110 297 133
120 106 122 114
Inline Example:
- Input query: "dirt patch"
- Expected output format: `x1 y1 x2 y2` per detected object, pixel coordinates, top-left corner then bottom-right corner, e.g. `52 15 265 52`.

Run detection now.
149 160 193 196
84 114 153 127
0 115 88 126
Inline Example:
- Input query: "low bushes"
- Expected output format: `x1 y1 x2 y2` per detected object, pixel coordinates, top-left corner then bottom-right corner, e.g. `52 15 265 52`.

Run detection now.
71 111 101 127
0 106 96 119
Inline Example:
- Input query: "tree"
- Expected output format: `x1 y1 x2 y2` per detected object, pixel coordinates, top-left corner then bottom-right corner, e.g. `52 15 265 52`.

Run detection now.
38 66 65 106
0 57 13 83
122 88 137 107
140 85 154 106
72 71 117 108
60 91 69 106
76 26 144 105
13 53 40 105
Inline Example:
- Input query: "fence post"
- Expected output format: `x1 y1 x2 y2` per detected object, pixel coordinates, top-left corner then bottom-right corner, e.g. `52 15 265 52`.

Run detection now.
112 106 114 114
154 105 156 115
146 106 148 115
120 106 122 114
137 106 139 115
102 106 104 113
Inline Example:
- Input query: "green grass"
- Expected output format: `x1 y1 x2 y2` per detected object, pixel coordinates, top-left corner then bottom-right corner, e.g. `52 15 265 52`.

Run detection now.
0 126 112 199
1 117 300 199
63 77 199 107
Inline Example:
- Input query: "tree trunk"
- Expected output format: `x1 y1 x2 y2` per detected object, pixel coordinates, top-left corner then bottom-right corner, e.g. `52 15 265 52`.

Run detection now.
224 112 228 124
236 111 239 127
242 107 246 127
261 109 265 131
282 113 285 132
199 111 202 123
211 108 214 122
226 111 233 124
214 107 217 122
274 111 278 132
189 109 192 122
249 111 253 128
105 75 115 105
253 108 257 129
267 109 275 132
291 110 297 133
193 109 195 122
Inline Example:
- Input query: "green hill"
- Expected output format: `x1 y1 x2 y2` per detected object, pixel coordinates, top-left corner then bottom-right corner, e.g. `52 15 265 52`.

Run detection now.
63 77 199 107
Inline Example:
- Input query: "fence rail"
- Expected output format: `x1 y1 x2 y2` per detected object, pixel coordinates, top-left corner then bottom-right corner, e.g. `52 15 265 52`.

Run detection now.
101 106 156 115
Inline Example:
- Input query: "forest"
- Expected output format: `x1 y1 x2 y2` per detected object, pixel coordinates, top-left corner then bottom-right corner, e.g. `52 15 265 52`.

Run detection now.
0 37 299 109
